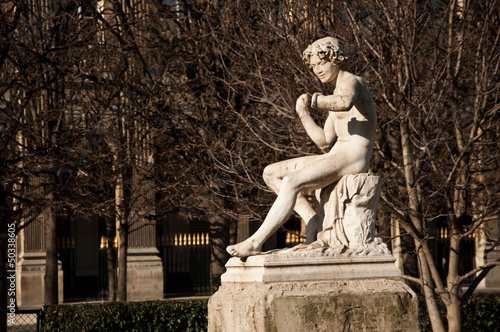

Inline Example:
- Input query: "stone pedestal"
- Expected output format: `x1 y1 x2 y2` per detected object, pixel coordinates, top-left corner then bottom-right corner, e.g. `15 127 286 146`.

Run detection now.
209 253 419 332
126 248 164 300
17 252 63 308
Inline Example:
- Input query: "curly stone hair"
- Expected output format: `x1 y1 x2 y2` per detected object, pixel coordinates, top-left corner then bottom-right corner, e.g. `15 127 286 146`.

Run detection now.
302 37 348 66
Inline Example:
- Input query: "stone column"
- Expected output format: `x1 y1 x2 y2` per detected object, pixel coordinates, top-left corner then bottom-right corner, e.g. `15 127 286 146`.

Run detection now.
477 219 500 289
126 216 163 300
17 215 63 308
123 146 163 300
237 215 277 252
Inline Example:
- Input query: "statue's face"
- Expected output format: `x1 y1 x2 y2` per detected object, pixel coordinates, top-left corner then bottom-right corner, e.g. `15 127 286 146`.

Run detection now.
309 54 339 84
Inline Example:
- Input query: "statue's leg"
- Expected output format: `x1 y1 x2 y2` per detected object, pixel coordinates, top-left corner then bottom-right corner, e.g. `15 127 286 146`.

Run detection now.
227 154 348 257
263 158 322 243
263 158 320 223
227 185 299 257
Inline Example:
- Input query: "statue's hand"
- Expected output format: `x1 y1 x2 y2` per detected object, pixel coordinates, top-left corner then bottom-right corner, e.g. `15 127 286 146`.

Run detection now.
296 93 311 118
311 92 323 109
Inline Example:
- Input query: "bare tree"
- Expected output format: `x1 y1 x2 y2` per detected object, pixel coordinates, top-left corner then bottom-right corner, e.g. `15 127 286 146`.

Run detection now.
1 0 80 305
1 0 123 304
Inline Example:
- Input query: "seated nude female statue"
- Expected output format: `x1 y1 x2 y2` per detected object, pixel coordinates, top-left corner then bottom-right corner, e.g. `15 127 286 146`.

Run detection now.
227 37 377 258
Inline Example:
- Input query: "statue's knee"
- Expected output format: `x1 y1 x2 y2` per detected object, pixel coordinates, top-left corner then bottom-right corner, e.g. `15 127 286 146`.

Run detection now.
281 175 299 192
262 165 275 185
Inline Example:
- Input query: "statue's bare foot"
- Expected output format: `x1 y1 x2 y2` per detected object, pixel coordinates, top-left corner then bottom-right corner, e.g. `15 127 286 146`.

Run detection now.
227 239 261 257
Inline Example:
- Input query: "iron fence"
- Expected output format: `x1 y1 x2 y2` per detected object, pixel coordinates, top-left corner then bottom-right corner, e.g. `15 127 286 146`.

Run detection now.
2 309 41 332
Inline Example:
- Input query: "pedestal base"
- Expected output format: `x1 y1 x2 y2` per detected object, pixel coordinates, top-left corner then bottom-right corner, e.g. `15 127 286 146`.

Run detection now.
209 254 419 331
221 254 401 283
126 248 164 301
17 252 63 308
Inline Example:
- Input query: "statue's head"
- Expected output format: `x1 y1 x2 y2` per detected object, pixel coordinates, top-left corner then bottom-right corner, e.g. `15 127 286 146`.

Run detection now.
302 37 347 66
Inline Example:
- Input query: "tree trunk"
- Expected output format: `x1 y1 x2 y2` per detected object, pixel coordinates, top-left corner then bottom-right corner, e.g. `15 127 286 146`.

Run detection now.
416 244 446 332
391 217 404 272
115 173 128 302
116 222 127 301
209 196 230 293
107 218 116 301
446 294 462 332
446 229 462 332
401 119 445 331
44 199 58 305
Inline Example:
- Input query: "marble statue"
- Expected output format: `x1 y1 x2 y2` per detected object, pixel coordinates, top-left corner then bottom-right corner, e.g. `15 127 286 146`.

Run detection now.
227 37 385 258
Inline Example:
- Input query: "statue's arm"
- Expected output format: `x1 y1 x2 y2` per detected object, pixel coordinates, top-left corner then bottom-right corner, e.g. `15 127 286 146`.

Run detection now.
296 94 336 152
315 76 359 112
